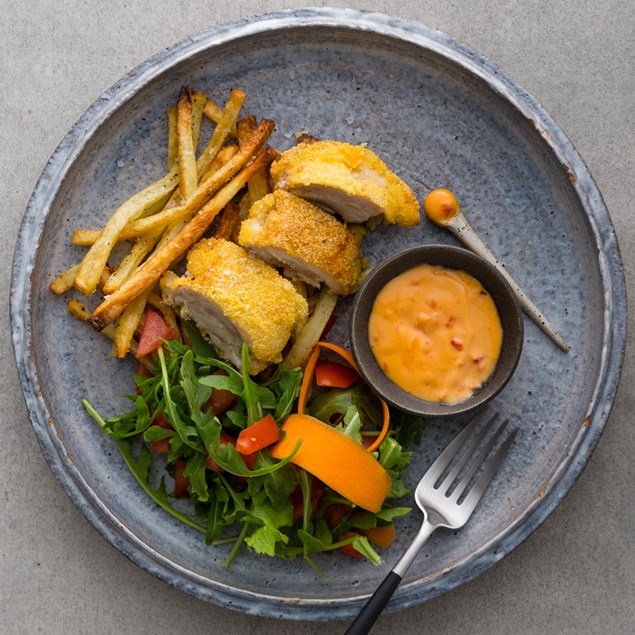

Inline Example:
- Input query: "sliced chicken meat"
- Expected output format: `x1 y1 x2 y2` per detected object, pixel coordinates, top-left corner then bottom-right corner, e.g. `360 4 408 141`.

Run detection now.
270 140 420 226
238 190 362 295
161 238 308 373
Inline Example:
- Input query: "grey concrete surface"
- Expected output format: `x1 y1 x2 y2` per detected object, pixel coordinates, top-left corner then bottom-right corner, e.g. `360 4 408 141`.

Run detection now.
2 1 633 633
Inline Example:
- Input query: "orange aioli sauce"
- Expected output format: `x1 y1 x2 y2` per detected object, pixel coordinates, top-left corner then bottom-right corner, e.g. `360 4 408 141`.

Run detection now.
368 263 503 404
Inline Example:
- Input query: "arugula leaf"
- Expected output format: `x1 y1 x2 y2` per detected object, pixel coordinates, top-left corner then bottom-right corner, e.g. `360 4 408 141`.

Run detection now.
180 350 222 455
240 345 276 424
309 384 383 427
244 490 294 556
267 367 303 422
296 530 381 565
83 397 152 439
335 405 363 443
183 451 209 502
115 439 206 533
378 436 411 471
157 347 201 449
209 439 301 477
205 482 230 544
258 455 297 511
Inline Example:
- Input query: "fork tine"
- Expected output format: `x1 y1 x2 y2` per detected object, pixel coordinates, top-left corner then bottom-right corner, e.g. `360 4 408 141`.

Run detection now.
459 427 519 516
447 417 508 502
438 412 500 494
421 410 488 486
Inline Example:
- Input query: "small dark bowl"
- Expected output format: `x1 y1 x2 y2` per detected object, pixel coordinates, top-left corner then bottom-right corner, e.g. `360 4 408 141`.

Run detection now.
350 244 524 418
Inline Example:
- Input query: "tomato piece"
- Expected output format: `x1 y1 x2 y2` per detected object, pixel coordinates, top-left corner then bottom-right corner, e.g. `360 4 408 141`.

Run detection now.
236 414 280 455
174 459 189 498
323 504 351 529
314 360 360 389
153 412 172 429
205 432 257 471
136 309 177 358
151 437 170 454
204 370 238 416
338 531 363 558
135 363 153 377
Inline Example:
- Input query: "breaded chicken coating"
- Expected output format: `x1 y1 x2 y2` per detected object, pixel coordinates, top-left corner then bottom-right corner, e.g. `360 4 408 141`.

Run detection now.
270 140 420 226
161 238 308 373
238 190 362 295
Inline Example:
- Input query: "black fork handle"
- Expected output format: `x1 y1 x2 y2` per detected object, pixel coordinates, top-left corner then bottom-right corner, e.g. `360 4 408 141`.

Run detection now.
344 570 402 634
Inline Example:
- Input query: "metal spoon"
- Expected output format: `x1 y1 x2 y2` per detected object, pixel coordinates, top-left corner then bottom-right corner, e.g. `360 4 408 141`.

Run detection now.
424 189 569 352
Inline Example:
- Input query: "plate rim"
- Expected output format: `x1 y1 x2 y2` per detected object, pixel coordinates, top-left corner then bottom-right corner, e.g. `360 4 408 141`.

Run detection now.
10 7 627 620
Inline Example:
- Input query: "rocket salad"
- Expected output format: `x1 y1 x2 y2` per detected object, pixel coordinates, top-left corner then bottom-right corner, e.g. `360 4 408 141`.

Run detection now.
84 321 423 572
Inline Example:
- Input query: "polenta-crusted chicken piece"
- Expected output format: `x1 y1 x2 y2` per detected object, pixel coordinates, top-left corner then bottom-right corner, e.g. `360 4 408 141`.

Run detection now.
270 140 420 226
161 238 308 373
238 190 362 295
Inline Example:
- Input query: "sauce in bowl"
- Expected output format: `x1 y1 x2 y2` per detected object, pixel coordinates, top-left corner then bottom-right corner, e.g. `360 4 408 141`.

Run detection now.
368 263 503 404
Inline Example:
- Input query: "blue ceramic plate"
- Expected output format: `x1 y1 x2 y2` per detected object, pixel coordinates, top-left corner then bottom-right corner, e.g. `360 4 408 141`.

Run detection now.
10 8 626 620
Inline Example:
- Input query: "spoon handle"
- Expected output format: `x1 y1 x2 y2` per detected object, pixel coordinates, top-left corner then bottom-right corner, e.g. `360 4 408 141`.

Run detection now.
447 212 569 352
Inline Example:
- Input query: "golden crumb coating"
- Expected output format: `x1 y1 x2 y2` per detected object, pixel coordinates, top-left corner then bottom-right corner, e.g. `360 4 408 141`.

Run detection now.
238 190 362 295
161 238 308 371
270 140 420 226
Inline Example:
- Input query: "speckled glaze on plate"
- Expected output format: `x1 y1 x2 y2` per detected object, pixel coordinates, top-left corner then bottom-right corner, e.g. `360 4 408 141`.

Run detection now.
10 8 626 621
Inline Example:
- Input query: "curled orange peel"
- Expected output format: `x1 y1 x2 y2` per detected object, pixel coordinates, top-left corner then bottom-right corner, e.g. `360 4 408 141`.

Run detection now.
297 341 390 453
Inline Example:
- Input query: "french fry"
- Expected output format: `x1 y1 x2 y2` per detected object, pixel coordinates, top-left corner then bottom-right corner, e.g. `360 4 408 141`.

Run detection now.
66 299 154 370
67 299 152 369
247 166 271 205
177 87 198 200
214 202 242 241
74 145 242 249
125 120 274 237
282 287 338 370
203 99 237 137
167 107 177 168
71 230 100 247
190 91 207 151
51 263 112 293
236 115 258 146
88 147 277 330
196 89 245 179
102 228 164 293
74 121 274 246
203 99 224 124
200 144 238 183
114 288 152 358
50 263 80 295
74 166 180 295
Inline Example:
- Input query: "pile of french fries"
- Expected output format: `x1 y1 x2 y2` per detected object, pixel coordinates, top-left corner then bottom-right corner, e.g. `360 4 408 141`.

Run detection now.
51 87 338 370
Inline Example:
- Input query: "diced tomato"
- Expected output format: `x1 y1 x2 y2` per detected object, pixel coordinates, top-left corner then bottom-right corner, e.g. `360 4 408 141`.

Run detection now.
153 412 172 429
149 412 173 453
236 414 280 455
206 432 257 472
136 309 177 358
338 531 363 558
135 363 153 377
314 361 360 389
204 370 238 416
174 459 189 498
323 503 351 529
151 437 170 454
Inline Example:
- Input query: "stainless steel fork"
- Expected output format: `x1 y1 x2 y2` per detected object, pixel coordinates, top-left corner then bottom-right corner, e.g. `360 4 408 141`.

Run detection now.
346 411 517 635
